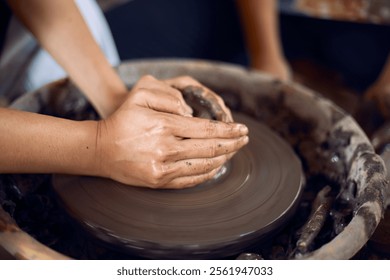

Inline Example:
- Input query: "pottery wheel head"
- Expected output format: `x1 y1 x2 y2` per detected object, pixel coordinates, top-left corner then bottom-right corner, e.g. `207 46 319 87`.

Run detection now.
52 88 305 259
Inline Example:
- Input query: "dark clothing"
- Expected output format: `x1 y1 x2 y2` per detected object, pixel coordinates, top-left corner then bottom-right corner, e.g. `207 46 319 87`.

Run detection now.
105 0 248 66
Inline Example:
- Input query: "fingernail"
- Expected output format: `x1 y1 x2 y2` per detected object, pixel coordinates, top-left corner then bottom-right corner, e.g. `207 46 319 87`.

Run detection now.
242 135 249 143
185 105 193 115
238 124 248 134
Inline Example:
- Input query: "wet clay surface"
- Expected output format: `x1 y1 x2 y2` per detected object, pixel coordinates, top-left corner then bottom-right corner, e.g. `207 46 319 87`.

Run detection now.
52 113 304 259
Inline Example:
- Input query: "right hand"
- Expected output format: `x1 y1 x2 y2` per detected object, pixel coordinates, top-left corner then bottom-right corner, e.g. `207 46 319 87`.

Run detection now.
95 75 249 189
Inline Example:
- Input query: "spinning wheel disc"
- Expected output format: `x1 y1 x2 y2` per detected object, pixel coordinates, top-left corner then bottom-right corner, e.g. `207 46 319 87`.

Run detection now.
52 113 304 259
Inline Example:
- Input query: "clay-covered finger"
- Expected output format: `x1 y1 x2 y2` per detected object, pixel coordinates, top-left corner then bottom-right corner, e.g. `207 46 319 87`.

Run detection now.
159 155 228 182
148 88 193 116
162 166 222 189
137 76 192 110
165 114 248 138
160 136 249 161
129 75 193 116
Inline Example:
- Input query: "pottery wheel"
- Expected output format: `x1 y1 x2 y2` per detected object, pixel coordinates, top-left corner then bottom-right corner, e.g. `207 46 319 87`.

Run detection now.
52 112 304 259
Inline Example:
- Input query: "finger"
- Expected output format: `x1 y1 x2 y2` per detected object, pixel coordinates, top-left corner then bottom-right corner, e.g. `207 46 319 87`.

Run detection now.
162 166 222 189
165 76 233 122
167 154 228 179
225 151 238 161
130 75 193 116
145 88 193 116
148 155 227 188
161 113 248 138
138 75 193 114
127 87 192 116
161 136 248 161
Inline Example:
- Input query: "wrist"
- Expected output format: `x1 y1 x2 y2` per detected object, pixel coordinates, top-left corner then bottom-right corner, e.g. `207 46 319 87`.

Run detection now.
96 84 128 118
86 72 128 119
61 120 102 177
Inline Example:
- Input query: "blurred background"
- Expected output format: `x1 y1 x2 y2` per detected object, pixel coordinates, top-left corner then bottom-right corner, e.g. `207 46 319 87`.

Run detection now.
99 0 390 127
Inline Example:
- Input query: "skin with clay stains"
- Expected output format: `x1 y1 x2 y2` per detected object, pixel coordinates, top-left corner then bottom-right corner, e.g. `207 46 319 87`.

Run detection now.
0 0 249 189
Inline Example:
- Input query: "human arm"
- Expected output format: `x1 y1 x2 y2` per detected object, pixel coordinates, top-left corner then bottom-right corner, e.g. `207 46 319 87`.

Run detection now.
0 107 99 176
236 0 291 81
0 76 248 189
7 0 127 118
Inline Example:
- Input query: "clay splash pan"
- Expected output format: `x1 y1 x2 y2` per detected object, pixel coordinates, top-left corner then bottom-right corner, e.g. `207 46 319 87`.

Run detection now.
52 113 304 259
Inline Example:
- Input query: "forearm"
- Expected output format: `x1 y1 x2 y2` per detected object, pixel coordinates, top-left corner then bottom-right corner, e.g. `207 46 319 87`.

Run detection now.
7 0 127 118
0 108 99 175
237 0 284 65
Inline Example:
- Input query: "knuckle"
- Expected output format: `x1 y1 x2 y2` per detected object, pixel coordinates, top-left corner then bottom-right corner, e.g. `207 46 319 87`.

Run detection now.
135 88 150 96
135 75 156 88
129 87 150 102
149 162 168 187
204 158 215 171
156 118 171 134
155 147 168 162
154 145 178 162
209 141 219 157
141 74 156 82
166 148 180 159
179 75 198 85
203 120 217 136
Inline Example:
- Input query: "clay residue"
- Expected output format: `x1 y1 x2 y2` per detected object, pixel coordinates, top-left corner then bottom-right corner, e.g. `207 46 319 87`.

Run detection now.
356 181 388 213
363 153 387 183
182 86 216 120
356 205 380 238
181 85 226 121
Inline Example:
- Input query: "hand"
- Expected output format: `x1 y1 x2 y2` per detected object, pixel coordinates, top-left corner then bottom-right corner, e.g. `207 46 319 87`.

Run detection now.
96 75 249 189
